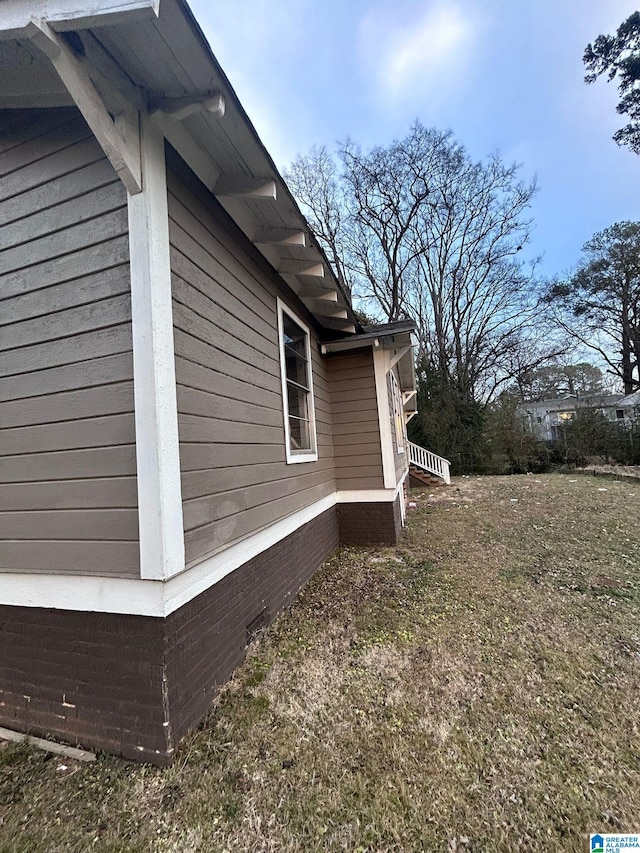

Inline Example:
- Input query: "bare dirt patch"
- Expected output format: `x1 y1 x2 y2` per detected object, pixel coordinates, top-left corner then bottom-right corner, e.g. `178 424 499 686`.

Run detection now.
576 464 640 481
0 474 638 852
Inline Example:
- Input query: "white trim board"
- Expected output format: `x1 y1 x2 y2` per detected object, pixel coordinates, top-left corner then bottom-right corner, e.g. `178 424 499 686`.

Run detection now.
336 482 404 503
277 298 318 465
373 347 397 489
0 489 404 617
163 493 334 614
27 18 143 195
128 113 185 581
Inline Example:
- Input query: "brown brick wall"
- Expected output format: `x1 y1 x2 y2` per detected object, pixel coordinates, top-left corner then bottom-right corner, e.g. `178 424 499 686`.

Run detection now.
0 508 339 764
0 499 408 763
0 609 168 762
336 496 403 546
164 507 340 745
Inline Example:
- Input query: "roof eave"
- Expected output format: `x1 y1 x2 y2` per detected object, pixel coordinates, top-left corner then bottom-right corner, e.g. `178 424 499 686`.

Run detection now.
0 0 360 335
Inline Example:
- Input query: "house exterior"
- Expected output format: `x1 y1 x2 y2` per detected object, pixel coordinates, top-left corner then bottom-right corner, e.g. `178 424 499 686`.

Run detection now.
0 0 420 763
521 394 626 441
618 390 640 423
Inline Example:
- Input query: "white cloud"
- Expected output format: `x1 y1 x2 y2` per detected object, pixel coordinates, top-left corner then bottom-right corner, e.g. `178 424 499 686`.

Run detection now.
358 1 481 104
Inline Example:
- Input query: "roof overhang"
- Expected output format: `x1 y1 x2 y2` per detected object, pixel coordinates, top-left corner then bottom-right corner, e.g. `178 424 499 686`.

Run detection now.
321 320 418 409
0 0 358 334
0 0 160 39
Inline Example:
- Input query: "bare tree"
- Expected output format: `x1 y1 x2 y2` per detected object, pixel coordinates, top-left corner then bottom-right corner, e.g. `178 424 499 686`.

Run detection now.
411 149 542 400
284 146 351 294
286 122 550 404
339 125 446 321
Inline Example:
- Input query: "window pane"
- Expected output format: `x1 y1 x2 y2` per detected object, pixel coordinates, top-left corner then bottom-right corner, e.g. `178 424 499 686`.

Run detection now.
279 305 316 459
283 315 307 358
289 415 310 451
287 383 309 421
284 346 309 389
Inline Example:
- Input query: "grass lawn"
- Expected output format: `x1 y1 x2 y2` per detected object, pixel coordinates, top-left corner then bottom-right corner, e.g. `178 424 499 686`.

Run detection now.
1 473 639 852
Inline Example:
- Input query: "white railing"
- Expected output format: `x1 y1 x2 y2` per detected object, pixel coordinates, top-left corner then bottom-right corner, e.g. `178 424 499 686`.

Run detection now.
408 441 451 485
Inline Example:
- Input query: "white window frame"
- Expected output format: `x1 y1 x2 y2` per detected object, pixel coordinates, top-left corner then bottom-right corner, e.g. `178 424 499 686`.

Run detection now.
277 298 318 464
390 370 406 454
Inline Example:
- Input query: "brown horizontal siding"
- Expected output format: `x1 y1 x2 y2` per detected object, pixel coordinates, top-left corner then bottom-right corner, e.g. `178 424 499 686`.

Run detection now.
0 108 73 154
332 476 385 491
0 108 138 578
327 349 384 490
2 264 131 328
0 414 135 456
176 385 281 428
181 446 277 477
333 439 381 457
0 208 129 274
331 392 377 414
0 157 118 228
0 180 125 251
332 464 386 480
1 123 102 198
167 158 335 568
173 326 277 393
0 541 139 575
0 445 136 481
182 457 336 499
0 323 133 379
0 509 138 540
0 236 130 301
0 352 133 403
183 469 334 531
174 354 279 410
0 382 135 429
1 291 131 348
0 478 138 510
183 481 333 572
329 420 380 436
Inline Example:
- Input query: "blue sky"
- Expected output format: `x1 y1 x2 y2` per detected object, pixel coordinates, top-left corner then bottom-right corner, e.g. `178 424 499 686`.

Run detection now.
190 0 639 281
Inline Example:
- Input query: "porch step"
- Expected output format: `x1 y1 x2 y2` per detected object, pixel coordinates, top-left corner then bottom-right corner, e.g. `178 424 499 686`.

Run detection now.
409 466 446 489
407 441 451 486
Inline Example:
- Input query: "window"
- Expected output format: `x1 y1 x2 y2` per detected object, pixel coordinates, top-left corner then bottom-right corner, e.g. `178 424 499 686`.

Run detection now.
616 409 625 420
390 371 406 453
277 300 318 463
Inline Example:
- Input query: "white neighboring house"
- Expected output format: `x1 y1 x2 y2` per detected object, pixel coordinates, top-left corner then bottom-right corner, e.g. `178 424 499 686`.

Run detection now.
618 390 640 423
521 394 627 441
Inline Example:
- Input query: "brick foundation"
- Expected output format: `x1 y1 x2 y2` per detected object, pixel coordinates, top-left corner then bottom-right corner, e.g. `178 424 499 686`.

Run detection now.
0 609 168 762
164 507 340 747
336 496 402 546
0 499 408 763
0 508 339 765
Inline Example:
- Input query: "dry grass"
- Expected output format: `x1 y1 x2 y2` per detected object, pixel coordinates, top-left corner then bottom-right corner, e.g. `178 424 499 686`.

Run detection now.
1 474 639 852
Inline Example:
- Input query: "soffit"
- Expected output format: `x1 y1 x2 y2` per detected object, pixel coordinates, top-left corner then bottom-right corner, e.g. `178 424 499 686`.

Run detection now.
321 325 417 396
0 0 357 335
